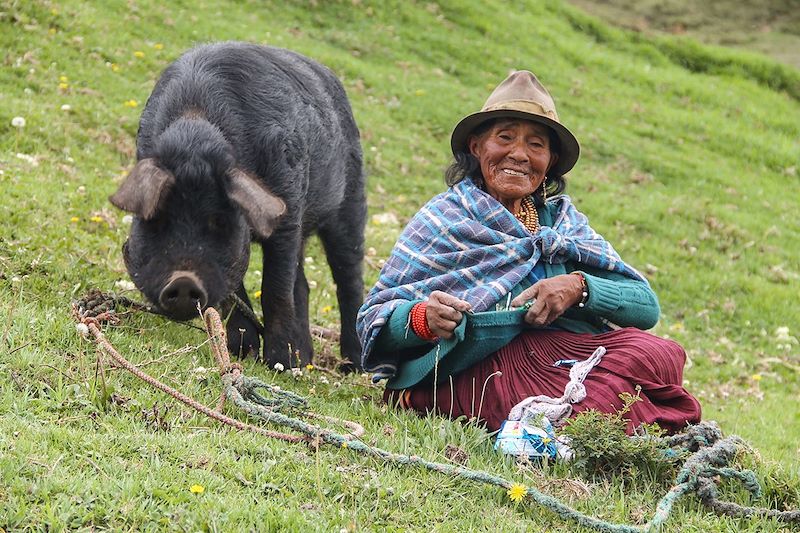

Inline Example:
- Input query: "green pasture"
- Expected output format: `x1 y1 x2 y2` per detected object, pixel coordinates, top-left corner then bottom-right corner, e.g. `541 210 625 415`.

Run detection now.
1 0 798 530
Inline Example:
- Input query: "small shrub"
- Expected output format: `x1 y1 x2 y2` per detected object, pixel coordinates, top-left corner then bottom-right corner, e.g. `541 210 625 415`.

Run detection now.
562 390 683 485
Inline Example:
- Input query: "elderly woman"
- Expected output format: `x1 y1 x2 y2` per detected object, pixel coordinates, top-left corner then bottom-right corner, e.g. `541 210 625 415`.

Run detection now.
357 71 701 434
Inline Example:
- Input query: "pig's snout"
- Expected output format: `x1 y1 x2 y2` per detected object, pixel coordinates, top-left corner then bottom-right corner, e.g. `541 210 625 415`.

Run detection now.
158 271 208 319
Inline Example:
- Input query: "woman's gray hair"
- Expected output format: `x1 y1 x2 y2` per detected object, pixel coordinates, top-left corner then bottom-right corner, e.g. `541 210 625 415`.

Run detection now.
444 119 566 206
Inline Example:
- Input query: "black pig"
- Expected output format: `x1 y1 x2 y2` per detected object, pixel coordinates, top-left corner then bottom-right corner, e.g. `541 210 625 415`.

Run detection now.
110 42 366 370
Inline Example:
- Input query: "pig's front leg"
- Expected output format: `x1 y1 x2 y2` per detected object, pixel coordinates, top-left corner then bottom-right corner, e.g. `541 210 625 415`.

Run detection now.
259 229 310 369
225 284 261 359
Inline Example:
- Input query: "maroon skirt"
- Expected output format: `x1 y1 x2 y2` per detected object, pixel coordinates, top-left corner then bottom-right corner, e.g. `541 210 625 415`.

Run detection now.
384 328 701 435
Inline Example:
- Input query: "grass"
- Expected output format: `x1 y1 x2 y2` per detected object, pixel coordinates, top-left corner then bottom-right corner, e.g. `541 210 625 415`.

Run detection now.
1 0 799 530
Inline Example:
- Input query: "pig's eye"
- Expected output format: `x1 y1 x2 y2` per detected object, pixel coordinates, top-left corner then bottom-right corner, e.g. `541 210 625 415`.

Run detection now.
207 215 226 232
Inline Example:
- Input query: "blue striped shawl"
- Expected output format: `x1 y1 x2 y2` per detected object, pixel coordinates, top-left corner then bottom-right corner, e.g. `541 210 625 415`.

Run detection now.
357 177 646 379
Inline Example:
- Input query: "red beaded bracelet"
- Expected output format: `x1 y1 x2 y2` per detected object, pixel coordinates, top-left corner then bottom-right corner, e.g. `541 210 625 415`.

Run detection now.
410 302 438 341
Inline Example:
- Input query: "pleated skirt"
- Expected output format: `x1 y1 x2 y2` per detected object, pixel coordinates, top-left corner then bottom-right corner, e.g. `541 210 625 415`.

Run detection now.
384 328 701 435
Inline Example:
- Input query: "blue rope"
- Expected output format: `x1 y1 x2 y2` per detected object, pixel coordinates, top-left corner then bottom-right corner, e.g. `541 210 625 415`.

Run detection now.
221 372 800 532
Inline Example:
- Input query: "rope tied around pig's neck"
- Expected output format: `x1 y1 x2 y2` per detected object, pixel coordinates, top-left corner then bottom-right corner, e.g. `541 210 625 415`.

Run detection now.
72 295 800 532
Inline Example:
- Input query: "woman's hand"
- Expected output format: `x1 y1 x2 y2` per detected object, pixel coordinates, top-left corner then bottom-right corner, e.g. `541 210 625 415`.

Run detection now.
426 291 472 339
510 274 584 327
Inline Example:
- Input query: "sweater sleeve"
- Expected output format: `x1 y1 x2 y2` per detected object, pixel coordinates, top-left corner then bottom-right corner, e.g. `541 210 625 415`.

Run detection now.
371 300 436 359
571 265 660 330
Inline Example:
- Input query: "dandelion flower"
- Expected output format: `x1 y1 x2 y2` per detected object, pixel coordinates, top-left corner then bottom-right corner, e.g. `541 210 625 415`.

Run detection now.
61 104 71 111
48 28 56 35
134 50 145 58
76 323 89 337
70 216 79 223
189 484 205 494
751 374 762 382
341 442 348 448
253 290 262 298
11 116 26 128
58 82 69 90
321 305 333 313
306 364 314 371
273 362 285 372
414 89 426 96
110 63 120 72
153 43 164 50
90 216 104 223
507 483 527 503
123 99 138 108
59 75 68 83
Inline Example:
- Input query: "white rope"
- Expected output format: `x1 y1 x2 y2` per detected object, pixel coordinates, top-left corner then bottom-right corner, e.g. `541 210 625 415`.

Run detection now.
508 346 606 426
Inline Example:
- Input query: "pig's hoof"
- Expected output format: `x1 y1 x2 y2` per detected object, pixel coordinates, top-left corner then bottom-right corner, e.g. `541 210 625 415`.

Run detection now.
337 361 359 374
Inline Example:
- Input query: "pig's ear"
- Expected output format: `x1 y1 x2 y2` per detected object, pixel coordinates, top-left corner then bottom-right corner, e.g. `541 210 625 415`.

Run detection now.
226 168 286 239
109 159 175 220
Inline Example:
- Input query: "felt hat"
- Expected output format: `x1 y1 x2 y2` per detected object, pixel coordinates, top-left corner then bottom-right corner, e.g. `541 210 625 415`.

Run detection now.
386 308 531 390
450 70 580 177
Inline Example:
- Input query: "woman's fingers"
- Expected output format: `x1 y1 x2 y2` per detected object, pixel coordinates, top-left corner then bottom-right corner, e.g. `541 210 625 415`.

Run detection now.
510 285 537 307
429 290 471 312
521 275 581 326
426 291 471 338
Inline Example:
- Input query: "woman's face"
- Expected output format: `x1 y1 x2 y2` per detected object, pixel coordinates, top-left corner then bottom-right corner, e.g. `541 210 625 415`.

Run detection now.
468 119 558 209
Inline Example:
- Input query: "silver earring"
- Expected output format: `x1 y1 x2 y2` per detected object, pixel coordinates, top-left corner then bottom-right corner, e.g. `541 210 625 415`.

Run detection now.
541 178 548 204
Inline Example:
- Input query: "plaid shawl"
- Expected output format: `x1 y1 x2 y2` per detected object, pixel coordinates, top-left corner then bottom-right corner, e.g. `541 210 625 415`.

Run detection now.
357 177 646 380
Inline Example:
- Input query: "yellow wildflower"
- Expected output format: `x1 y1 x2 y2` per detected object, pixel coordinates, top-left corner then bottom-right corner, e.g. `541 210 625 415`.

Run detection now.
110 63 120 72
751 374 762 382
90 216 104 223
341 442 348 448
70 216 79 223
123 100 138 108
134 50 145 58
321 305 333 313
253 290 262 298
305 364 314 371
58 82 69 90
48 28 56 35
153 43 164 50
507 483 527 503
189 484 205 494
414 89 426 96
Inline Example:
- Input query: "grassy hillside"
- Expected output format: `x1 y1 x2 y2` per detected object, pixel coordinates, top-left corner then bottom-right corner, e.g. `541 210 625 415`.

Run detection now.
1 0 799 530
567 0 800 70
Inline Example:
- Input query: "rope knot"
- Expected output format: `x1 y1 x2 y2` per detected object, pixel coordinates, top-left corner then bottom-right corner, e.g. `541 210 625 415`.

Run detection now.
222 362 243 376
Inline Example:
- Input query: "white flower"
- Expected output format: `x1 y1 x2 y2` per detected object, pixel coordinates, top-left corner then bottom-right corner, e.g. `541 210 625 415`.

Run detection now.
61 104 71 111
15 153 38 166
121 214 133 225
76 323 89 337
291 368 303 377
273 362 285 372
319 376 329 384
114 280 135 291
11 116 25 128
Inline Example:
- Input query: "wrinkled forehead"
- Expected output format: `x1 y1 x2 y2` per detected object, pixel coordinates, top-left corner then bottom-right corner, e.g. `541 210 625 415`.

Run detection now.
490 118 552 137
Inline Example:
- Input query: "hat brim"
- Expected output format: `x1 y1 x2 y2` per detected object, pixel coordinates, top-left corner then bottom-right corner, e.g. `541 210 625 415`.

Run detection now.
450 110 580 177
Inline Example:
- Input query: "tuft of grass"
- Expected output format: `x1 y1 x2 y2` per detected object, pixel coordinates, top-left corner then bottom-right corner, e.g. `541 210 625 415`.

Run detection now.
562 393 681 486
